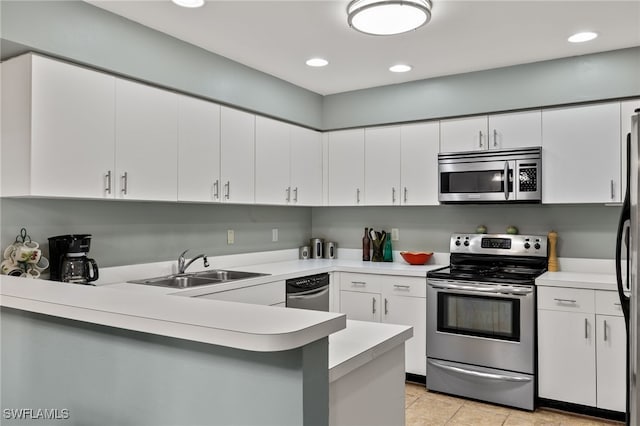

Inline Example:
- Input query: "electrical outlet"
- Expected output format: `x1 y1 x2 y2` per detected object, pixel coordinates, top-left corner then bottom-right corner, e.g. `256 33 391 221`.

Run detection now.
227 229 235 245
272 228 278 242
391 228 400 241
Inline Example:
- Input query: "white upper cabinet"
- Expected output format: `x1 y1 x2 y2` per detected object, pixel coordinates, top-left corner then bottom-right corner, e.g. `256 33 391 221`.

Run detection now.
621 99 640 198
290 126 322 206
328 129 365 206
400 122 440 205
255 116 291 205
542 102 621 204
441 111 542 153
364 126 401 206
115 79 178 201
2 54 116 198
220 106 255 204
177 95 221 203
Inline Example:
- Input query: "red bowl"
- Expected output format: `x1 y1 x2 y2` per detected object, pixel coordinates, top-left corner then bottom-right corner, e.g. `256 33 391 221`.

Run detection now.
399 251 433 265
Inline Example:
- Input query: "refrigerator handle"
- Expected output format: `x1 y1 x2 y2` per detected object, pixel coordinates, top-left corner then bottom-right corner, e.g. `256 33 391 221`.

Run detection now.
615 133 632 324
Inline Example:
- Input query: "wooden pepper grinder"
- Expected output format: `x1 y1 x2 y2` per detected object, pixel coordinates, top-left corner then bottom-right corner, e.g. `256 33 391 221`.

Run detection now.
547 230 559 272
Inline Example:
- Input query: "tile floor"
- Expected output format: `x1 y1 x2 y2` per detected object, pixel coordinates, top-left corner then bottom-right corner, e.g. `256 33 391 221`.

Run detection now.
405 383 624 426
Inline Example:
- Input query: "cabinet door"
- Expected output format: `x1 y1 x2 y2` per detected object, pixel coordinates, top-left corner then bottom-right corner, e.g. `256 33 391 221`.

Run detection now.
115 79 178 201
488 110 542 150
328 129 365 205
596 315 626 412
255 116 291 205
440 116 488 153
538 309 596 406
30 55 116 198
340 290 381 322
621 99 640 199
400 122 440 205
220 107 255 204
542 103 621 203
383 294 426 376
290 126 322 206
364 126 401 205
177 95 221 202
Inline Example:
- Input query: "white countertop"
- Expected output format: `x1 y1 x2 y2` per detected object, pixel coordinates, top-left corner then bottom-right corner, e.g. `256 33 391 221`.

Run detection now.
536 271 617 291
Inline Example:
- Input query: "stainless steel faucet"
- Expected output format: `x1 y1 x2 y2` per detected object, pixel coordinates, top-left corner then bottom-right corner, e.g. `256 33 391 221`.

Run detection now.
177 249 209 275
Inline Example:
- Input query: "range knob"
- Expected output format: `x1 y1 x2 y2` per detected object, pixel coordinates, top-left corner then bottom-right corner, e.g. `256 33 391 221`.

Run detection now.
534 243 541 250
455 240 461 246
524 242 531 249
463 240 470 247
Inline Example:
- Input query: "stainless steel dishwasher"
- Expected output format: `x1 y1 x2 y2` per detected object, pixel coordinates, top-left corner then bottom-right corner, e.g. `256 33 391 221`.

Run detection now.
286 273 329 311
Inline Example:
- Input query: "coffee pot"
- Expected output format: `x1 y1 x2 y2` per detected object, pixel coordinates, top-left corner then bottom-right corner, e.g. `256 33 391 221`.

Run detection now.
48 234 99 284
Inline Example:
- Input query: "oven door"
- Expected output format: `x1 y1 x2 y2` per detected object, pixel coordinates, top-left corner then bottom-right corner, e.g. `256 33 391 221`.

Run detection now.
439 160 515 203
426 278 535 374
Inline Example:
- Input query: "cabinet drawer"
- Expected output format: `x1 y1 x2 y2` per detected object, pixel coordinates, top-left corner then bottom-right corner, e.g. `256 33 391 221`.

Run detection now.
340 272 383 293
197 281 285 306
538 286 594 313
595 290 624 316
383 276 426 298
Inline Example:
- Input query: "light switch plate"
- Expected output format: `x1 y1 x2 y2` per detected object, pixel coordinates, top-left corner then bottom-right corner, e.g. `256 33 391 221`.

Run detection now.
391 228 399 241
227 229 235 245
272 228 278 242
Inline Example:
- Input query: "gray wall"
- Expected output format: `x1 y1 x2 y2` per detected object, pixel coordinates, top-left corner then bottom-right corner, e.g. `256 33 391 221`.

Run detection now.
0 199 312 267
311 205 621 259
0 0 323 129
1 307 329 426
323 47 640 129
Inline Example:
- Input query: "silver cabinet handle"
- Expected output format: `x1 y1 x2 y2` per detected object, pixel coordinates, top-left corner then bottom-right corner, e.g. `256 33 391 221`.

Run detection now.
393 284 410 290
384 298 388 315
224 181 230 200
105 170 112 194
351 281 366 286
356 188 361 204
614 302 622 306
479 130 484 148
504 161 509 200
604 319 608 341
213 180 219 200
372 297 376 314
392 187 396 203
493 129 498 147
121 172 128 195
286 186 291 203
610 179 615 200
403 187 408 203
553 298 577 304
585 318 588 339
293 187 298 203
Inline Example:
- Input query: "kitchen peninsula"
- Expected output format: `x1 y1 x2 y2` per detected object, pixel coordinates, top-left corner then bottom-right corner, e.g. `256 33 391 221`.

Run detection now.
0 270 412 426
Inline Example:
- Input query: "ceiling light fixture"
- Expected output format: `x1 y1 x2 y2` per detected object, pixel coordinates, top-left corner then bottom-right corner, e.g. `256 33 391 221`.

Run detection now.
389 64 412 73
568 31 598 43
171 0 205 8
347 0 432 36
306 58 329 67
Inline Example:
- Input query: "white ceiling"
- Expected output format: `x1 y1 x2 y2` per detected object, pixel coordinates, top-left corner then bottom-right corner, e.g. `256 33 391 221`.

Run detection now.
87 0 640 95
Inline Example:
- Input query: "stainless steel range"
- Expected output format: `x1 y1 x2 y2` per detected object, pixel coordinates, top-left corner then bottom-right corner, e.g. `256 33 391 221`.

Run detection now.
426 233 548 411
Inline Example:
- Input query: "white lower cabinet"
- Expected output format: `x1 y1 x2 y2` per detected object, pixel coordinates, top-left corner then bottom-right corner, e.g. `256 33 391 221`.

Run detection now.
339 272 426 376
196 281 285 306
538 286 625 411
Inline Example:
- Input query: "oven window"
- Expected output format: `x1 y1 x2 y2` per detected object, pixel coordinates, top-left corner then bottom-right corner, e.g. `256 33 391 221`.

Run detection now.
437 293 520 341
440 170 513 194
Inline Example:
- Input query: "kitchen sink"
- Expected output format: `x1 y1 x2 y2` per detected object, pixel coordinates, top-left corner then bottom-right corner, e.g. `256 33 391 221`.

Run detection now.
127 270 269 289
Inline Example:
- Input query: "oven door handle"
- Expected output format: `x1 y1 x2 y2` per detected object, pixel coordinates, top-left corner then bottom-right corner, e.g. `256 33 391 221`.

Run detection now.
428 359 532 383
427 280 533 295
287 285 329 299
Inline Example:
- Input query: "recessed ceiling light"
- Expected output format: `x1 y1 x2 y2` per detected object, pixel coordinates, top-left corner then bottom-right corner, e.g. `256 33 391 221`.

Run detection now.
389 64 412 73
306 58 329 67
347 0 432 36
172 0 204 8
568 32 598 43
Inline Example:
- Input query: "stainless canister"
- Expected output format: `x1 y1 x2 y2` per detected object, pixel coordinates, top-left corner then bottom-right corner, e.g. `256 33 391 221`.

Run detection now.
324 242 337 259
310 238 324 259
299 246 310 260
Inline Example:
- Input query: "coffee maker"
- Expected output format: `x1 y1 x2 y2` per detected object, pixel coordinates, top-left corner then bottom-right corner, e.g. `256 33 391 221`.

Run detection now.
48 234 99 284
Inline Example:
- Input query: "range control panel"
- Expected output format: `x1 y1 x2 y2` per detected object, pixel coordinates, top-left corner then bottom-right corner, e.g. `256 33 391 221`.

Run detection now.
450 233 548 257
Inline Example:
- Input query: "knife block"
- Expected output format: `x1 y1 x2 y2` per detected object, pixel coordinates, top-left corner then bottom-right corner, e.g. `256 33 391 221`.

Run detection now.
371 238 384 262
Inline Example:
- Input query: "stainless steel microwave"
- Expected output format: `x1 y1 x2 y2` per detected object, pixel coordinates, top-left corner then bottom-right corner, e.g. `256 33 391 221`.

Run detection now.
438 147 542 203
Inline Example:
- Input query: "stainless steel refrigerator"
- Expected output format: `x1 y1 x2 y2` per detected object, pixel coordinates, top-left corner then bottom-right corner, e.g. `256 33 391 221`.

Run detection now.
617 110 640 426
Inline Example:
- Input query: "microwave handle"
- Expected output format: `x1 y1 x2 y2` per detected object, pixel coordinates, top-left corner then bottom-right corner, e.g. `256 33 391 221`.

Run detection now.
504 161 510 200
